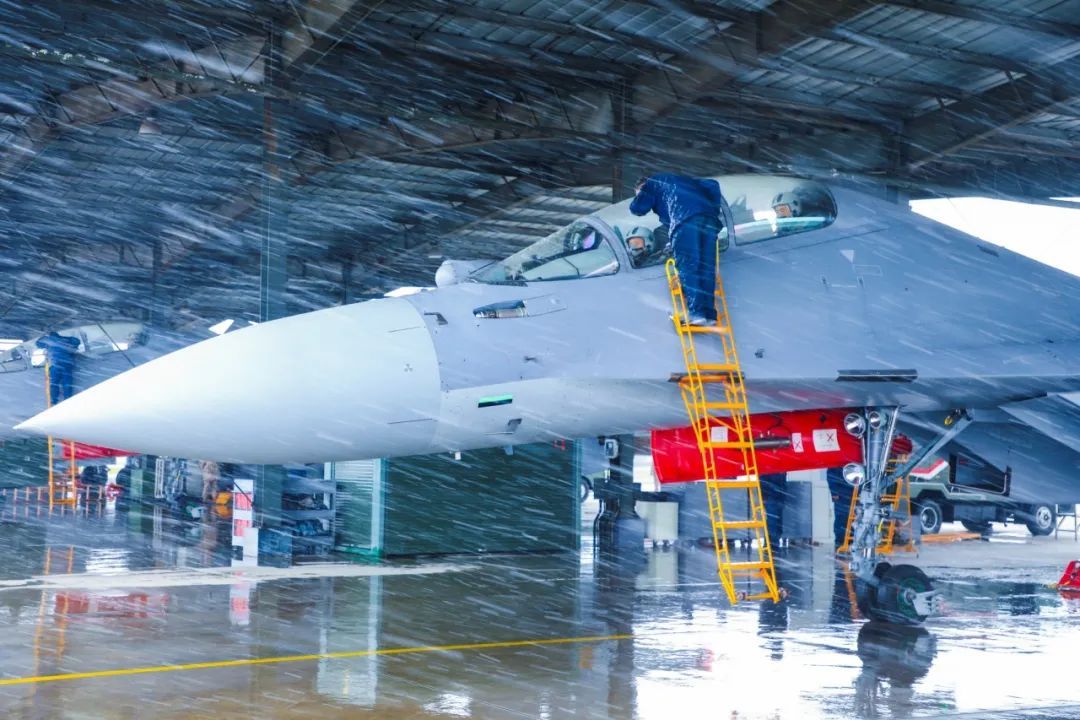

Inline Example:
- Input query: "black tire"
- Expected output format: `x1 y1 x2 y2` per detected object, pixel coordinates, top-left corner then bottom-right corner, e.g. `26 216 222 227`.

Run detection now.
854 562 893 619
1025 504 1055 536
961 520 992 534
864 564 934 626
916 498 943 536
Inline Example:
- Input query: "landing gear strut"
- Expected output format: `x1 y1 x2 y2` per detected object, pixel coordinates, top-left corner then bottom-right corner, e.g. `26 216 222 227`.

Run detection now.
845 407 944 626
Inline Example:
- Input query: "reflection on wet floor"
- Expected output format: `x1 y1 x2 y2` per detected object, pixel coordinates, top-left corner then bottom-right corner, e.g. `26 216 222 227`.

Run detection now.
0 508 1078 719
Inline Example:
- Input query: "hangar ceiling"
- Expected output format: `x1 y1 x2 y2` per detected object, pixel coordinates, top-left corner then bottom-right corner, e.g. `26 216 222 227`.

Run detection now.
0 0 1078 336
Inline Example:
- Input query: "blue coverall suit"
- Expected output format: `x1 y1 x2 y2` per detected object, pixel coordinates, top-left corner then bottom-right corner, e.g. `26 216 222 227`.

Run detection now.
36 332 80 405
629 174 724 321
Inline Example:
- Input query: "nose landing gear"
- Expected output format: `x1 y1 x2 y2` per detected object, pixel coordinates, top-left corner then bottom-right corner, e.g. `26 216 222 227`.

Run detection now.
845 407 947 626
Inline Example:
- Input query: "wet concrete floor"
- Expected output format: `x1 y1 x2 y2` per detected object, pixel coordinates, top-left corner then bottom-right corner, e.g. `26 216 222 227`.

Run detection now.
0 506 1077 719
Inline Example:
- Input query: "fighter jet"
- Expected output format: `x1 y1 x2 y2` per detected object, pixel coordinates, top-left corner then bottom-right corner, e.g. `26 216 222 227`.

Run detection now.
15 174 1080 623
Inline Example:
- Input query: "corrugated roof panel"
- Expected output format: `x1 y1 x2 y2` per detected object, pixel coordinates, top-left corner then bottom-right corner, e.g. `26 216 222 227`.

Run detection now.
929 0 1077 23
849 5 992 50
385 0 713 65
740 69 871 100
789 33 1021 104
958 28 1080 61
1025 112 1080 134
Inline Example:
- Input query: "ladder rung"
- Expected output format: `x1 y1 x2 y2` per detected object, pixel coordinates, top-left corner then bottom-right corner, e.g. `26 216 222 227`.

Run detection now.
715 519 766 530
702 401 744 411
727 561 773 573
695 363 740 372
742 591 778 601
686 324 732 334
670 372 743 384
701 441 755 449
706 480 759 489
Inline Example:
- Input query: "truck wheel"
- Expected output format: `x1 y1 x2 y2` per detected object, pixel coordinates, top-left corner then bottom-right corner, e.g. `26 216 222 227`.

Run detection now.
917 499 943 535
961 520 991 534
1026 504 1055 536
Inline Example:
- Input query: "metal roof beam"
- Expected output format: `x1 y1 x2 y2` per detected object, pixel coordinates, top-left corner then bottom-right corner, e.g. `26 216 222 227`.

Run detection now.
393 167 615 251
883 0 1080 39
282 0 387 81
634 0 745 25
0 0 379 185
353 21 633 82
691 96 891 132
0 42 267 93
822 29 1038 76
296 111 606 176
625 0 880 134
400 1 686 57
150 0 387 273
0 34 266 183
903 58 1080 170
910 156 1080 199
21 0 281 26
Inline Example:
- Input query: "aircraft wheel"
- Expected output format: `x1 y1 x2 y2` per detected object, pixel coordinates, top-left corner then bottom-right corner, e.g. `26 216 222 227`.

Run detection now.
859 564 932 626
854 562 892 619
1026 504 1055 536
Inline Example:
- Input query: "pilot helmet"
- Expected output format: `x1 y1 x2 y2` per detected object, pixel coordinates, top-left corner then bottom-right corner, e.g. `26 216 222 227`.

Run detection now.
625 226 655 261
771 191 802 219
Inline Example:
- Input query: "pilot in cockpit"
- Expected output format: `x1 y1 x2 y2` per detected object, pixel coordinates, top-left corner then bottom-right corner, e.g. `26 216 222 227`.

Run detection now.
624 226 659 268
772 183 835 223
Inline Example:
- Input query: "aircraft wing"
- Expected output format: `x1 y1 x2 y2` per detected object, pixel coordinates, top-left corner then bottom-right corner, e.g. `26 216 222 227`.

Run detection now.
901 393 1080 505
999 392 1080 456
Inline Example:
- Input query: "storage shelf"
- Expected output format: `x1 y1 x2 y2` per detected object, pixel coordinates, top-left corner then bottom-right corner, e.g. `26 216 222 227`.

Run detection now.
282 508 332 520
285 477 335 495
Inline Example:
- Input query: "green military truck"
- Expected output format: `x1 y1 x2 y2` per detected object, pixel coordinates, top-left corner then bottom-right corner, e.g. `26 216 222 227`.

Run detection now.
909 455 1058 537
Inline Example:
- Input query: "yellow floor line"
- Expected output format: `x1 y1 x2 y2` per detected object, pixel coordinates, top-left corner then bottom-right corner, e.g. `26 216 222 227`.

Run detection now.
0 633 633 687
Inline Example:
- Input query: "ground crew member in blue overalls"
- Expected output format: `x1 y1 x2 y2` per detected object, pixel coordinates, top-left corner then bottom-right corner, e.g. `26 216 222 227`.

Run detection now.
630 173 725 325
36 331 80 405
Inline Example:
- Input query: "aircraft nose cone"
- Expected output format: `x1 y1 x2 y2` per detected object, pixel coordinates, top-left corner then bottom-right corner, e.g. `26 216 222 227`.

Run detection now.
16 299 441 463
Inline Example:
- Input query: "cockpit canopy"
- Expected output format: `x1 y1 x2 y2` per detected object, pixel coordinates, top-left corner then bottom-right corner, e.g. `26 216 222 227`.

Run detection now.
468 175 837 285
469 221 620 284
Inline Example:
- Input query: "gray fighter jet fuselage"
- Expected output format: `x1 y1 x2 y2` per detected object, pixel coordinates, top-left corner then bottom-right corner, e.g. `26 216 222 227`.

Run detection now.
16 175 1080 503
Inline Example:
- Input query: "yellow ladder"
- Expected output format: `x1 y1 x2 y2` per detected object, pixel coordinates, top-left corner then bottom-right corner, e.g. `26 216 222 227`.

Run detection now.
44 363 78 510
838 454 915 555
665 258 780 604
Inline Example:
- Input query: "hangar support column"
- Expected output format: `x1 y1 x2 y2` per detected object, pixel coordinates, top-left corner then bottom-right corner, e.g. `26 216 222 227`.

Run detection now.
259 19 289 325
611 81 641 203
255 20 289 539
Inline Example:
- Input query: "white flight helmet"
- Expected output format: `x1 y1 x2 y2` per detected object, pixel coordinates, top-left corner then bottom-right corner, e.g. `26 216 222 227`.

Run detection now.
771 191 802 218
625 225 656 263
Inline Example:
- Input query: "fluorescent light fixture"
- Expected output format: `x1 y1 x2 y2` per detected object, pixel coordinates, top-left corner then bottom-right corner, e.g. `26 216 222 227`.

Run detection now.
208 319 235 335
138 116 162 135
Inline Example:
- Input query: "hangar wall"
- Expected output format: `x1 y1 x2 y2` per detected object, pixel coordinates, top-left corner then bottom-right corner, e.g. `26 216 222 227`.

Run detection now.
336 441 581 558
